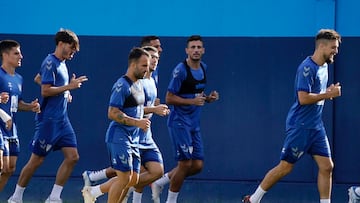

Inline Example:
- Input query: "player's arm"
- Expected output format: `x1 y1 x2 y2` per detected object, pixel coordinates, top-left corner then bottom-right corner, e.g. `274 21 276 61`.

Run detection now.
34 73 41 85
18 99 41 113
298 82 341 105
144 104 169 116
166 91 206 106
0 108 12 130
41 74 88 97
108 106 150 131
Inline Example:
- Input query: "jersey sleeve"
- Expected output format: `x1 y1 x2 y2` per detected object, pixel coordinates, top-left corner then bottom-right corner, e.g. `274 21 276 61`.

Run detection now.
40 59 57 85
295 65 314 93
167 64 186 94
109 79 130 110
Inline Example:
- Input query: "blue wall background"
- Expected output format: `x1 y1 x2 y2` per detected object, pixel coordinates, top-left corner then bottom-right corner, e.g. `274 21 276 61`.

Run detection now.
0 0 359 202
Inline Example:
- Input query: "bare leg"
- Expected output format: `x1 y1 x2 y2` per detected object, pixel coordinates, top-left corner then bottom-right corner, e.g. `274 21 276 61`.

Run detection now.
169 159 203 192
135 162 163 193
313 155 333 199
0 156 17 191
260 160 294 191
17 153 45 187
55 147 79 186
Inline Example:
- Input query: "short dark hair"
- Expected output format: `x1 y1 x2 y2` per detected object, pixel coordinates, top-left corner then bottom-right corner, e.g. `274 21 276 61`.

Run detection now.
187 35 203 46
128 47 151 66
55 29 80 51
316 29 341 43
0 40 20 60
140 36 160 46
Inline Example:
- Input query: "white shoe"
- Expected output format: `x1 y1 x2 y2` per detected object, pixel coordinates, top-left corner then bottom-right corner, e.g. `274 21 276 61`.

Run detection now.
151 182 163 203
44 197 63 203
349 186 360 203
82 186 97 203
7 196 23 203
82 171 94 186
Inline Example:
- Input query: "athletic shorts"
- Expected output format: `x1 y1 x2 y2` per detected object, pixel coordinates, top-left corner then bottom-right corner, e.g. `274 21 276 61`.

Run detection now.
280 127 331 163
30 117 77 157
107 142 140 173
139 147 163 165
168 124 204 161
3 137 20 156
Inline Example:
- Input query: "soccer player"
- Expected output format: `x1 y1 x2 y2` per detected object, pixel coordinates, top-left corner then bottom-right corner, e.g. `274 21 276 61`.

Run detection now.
242 29 341 203
82 46 169 203
8 29 88 203
0 40 40 192
151 35 219 203
82 47 151 203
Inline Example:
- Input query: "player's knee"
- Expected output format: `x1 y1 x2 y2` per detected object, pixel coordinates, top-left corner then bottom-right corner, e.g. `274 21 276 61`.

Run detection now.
65 153 79 164
320 162 334 174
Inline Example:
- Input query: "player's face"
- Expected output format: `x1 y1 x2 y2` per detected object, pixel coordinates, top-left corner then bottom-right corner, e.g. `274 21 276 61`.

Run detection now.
186 40 205 62
4 46 23 68
148 50 159 72
134 55 150 79
149 39 162 55
323 39 339 64
60 42 78 60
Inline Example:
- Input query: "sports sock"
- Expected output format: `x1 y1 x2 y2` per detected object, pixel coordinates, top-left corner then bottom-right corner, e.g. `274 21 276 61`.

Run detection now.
12 184 25 200
165 190 178 203
132 191 142 203
249 186 266 203
320 199 330 203
49 184 63 200
155 173 170 186
91 185 104 198
89 169 107 182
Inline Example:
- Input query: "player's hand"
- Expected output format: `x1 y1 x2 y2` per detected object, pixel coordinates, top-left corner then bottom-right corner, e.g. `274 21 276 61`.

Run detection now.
5 119 12 130
154 104 170 116
138 118 151 132
69 74 88 90
206 91 219 103
31 98 41 113
154 98 160 106
326 82 341 99
193 93 206 106
0 92 9 104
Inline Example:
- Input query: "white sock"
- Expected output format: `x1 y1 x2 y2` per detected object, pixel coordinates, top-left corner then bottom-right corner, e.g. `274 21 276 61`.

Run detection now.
49 184 63 200
320 199 330 203
155 173 170 186
89 169 108 182
132 191 142 203
91 185 104 198
250 186 266 203
12 184 26 200
165 190 178 203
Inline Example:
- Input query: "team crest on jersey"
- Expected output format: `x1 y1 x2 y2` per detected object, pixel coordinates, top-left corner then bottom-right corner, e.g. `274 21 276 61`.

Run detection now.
8 82 12 90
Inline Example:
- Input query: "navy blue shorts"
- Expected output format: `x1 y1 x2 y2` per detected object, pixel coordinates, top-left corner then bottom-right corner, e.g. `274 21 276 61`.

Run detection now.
30 117 77 156
168 124 204 161
107 142 140 173
280 127 331 163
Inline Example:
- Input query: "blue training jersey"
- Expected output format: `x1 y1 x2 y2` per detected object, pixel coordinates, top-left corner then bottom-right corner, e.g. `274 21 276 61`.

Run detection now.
138 76 157 149
167 61 207 128
36 54 70 120
0 67 23 139
286 56 328 129
105 76 145 144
